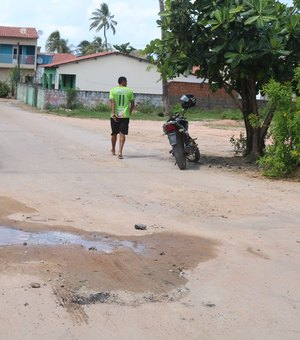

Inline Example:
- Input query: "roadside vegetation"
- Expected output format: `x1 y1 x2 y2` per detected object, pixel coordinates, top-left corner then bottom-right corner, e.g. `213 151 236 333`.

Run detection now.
0 81 10 98
258 69 300 178
46 101 243 122
146 0 300 159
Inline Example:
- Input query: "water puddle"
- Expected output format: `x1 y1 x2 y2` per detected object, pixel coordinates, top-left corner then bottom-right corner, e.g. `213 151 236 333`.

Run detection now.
0 226 144 253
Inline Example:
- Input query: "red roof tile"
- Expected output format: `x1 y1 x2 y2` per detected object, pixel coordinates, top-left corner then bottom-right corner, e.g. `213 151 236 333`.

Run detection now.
51 53 76 63
45 52 113 67
0 26 38 39
44 51 148 68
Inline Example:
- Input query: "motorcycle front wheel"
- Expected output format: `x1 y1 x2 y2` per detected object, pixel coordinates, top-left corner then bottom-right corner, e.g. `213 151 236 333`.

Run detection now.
172 134 186 170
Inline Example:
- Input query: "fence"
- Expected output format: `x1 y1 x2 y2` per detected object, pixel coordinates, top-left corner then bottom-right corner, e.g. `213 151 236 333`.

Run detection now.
17 84 163 110
0 54 36 65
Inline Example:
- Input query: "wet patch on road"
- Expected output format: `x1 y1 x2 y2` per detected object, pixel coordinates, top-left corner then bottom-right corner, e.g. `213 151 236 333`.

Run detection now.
0 196 219 322
0 226 145 253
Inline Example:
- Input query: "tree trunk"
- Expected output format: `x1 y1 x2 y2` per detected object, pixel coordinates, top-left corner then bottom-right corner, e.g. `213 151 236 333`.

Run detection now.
159 0 170 115
241 77 265 159
104 28 108 50
162 77 169 116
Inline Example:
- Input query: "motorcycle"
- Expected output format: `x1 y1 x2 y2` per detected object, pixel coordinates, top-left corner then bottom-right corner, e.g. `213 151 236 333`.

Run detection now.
163 94 200 170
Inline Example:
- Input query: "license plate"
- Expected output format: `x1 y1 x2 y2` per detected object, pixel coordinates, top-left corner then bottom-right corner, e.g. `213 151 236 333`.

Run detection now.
167 132 177 145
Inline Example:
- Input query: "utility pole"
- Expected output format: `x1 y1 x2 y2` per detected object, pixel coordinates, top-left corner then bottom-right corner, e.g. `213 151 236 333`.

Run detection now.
15 41 21 98
17 42 21 83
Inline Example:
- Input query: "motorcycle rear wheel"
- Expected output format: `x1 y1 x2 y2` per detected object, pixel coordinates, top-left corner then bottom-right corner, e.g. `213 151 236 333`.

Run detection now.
172 134 186 170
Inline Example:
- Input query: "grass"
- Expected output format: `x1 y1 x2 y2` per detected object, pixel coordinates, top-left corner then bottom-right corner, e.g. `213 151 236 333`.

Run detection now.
183 107 243 121
46 106 243 122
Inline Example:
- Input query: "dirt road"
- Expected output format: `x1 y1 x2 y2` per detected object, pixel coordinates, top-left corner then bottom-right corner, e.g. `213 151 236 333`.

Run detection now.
0 98 299 340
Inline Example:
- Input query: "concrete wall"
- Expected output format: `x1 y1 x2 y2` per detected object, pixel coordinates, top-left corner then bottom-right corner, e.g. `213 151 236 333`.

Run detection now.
18 83 267 111
0 68 9 82
43 90 162 109
17 84 162 110
0 37 37 45
17 84 38 106
0 67 36 83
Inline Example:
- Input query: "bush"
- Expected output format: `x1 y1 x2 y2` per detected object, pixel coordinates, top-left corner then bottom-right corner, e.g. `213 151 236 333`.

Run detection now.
0 81 10 97
258 73 300 177
95 100 110 112
135 100 162 114
45 103 56 110
66 88 81 109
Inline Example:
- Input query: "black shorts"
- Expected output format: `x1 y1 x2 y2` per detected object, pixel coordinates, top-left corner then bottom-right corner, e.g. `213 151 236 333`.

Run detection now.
111 118 130 135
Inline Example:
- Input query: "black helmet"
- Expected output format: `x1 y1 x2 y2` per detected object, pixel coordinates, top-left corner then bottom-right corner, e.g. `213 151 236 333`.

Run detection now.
180 94 196 109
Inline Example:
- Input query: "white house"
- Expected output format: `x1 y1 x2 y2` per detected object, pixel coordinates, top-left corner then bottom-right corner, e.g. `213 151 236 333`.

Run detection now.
43 51 203 94
43 52 163 94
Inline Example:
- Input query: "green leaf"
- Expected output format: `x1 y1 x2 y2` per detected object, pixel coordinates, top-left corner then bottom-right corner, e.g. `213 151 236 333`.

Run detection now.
289 15 300 29
237 38 245 53
229 6 244 14
262 15 276 22
214 9 222 22
277 50 291 56
207 20 219 26
211 43 227 53
224 52 239 59
245 15 260 25
211 24 222 31
257 17 264 27
231 55 241 68
241 9 256 17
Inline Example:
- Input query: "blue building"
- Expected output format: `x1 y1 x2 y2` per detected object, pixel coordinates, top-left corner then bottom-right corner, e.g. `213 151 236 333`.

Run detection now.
0 26 38 83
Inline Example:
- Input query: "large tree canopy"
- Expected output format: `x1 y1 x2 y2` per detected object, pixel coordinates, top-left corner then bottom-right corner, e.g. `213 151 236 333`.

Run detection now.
146 0 300 157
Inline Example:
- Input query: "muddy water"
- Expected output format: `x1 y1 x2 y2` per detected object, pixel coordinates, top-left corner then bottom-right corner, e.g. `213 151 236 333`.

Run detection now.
0 226 144 253
0 198 219 296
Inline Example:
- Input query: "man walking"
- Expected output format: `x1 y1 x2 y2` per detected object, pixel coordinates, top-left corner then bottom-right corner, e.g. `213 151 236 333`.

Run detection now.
109 76 135 159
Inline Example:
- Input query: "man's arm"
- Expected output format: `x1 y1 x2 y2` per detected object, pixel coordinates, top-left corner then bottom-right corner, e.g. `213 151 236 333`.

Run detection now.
110 99 115 116
110 99 118 121
130 100 135 114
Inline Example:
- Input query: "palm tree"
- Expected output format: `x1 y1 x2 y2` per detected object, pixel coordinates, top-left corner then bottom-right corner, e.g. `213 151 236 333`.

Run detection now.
77 37 105 56
77 40 91 56
45 30 71 53
90 37 105 53
89 3 117 50
113 42 136 55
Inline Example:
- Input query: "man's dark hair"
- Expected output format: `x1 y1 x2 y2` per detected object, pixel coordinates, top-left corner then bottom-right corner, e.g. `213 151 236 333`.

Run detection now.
118 76 127 84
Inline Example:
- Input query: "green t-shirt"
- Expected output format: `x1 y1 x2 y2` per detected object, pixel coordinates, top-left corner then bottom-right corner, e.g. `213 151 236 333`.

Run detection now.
109 86 134 118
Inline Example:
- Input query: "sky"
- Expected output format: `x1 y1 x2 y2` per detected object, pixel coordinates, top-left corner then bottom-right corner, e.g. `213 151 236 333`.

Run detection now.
0 0 294 53
0 0 161 52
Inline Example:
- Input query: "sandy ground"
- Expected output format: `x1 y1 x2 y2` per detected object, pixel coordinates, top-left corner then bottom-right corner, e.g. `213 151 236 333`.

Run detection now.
0 98 299 340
